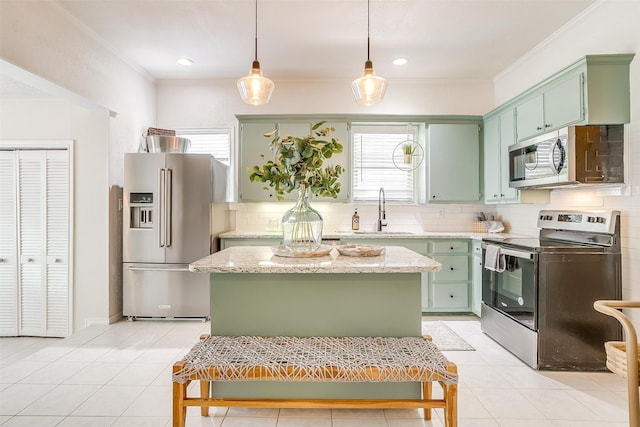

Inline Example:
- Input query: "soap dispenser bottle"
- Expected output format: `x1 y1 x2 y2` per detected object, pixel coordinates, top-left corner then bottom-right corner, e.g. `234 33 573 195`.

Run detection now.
351 209 360 231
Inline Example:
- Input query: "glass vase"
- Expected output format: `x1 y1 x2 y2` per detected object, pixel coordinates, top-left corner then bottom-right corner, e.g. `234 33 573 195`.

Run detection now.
282 186 323 252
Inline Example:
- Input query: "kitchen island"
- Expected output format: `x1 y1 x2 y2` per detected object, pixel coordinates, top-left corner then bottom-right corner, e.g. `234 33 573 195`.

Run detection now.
189 245 441 400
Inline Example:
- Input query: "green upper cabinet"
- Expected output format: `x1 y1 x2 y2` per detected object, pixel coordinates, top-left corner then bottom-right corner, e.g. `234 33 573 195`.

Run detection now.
308 121 349 202
484 110 519 204
239 121 284 202
544 73 583 130
483 114 501 203
514 54 633 142
516 74 583 141
239 120 350 202
427 123 481 202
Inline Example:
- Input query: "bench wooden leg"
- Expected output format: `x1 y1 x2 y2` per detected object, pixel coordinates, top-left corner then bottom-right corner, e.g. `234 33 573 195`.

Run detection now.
422 381 432 420
443 363 458 427
200 380 210 416
172 362 188 427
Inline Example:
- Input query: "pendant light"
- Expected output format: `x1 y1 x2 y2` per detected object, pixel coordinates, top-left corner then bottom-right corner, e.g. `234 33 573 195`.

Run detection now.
351 0 387 106
237 0 274 105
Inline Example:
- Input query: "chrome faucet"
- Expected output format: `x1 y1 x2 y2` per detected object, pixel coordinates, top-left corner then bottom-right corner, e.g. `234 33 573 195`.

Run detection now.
377 187 387 232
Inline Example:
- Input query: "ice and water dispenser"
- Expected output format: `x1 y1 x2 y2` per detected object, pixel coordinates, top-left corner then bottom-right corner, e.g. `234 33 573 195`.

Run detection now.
129 193 153 229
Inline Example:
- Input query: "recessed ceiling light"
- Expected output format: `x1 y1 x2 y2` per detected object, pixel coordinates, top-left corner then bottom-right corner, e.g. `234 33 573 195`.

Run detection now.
393 58 408 66
177 58 194 67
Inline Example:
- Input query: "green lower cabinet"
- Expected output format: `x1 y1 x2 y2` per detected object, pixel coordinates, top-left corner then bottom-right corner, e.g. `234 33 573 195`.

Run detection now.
341 237 473 313
427 239 472 313
471 240 483 316
432 282 469 310
220 237 282 250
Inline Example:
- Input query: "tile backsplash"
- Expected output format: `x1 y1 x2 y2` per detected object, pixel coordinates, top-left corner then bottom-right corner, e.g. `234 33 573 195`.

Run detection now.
230 202 498 234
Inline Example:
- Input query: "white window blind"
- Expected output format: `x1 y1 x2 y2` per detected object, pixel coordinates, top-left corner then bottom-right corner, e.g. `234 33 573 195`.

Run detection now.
177 129 232 165
352 124 420 202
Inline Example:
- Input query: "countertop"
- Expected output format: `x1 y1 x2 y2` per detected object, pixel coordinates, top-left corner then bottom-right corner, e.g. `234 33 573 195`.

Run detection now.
219 230 520 240
189 245 442 274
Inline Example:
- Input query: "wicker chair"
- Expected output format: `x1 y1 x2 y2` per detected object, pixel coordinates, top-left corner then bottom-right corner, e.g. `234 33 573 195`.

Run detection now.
593 300 640 427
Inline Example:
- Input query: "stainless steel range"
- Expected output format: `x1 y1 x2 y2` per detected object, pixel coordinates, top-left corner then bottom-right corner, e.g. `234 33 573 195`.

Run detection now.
481 210 622 370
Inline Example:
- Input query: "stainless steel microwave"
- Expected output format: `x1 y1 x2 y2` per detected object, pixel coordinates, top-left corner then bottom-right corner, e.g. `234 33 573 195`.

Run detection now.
508 125 624 189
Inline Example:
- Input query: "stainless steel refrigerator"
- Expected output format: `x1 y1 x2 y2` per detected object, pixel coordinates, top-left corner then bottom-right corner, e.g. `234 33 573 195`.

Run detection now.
123 153 212 319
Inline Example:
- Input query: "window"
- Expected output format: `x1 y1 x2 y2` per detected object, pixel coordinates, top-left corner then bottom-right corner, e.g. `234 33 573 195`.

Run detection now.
176 129 232 165
351 123 423 202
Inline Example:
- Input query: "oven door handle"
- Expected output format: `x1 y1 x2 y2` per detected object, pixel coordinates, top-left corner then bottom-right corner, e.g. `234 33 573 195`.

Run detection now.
482 243 534 260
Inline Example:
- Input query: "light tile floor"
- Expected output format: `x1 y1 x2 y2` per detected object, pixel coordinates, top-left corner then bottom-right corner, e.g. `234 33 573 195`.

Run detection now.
0 319 629 427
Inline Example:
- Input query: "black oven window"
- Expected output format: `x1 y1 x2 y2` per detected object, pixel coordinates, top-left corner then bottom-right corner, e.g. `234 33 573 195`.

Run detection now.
482 252 537 330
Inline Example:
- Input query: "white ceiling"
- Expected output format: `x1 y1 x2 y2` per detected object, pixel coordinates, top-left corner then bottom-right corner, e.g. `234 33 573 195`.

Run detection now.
53 0 596 82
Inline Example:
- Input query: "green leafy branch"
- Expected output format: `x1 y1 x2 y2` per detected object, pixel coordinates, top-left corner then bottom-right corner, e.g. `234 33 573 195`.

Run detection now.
248 121 344 200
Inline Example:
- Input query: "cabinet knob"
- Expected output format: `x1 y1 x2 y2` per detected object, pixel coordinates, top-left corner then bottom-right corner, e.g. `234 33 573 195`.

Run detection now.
28 258 34 262
450 267 454 271
0 258 5 263
536 126 543 131
545 123 552 128
432 195 436 199
55 258 62 263
450 247 454 250
450 294 454 298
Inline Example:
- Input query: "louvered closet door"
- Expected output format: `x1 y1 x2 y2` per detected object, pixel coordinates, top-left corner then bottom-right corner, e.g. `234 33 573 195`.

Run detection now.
17 150 69 337
44 150 69 336
0 151 18 336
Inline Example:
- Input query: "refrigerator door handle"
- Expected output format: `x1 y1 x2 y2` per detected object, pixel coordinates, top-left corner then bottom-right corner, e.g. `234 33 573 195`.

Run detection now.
166 168 173 247
159 168 165 247
127 265 191 272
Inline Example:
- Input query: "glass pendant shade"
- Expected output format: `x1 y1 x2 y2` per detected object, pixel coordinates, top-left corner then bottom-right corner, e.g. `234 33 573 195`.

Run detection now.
351 60 387 106
237 60 275 106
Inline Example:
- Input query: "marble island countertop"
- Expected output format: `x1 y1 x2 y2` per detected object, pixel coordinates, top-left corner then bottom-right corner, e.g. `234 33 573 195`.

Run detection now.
219 230 522 240
190 245 442 274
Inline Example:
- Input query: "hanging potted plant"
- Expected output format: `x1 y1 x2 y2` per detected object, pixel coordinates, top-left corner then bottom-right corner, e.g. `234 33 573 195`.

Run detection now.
248 121 344 252
402 142 415 164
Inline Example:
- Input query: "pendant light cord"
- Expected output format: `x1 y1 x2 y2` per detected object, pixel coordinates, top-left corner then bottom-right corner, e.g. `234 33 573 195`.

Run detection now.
366 0 371 62
254 0 258 62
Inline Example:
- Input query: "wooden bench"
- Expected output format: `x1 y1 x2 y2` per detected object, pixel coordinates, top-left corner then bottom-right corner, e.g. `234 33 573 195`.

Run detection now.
172 335 458 427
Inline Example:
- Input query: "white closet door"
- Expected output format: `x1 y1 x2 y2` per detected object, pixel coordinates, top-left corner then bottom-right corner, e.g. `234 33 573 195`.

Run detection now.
44 150 69 336
0 151 18 336
17 150 70 337
18 151 45 336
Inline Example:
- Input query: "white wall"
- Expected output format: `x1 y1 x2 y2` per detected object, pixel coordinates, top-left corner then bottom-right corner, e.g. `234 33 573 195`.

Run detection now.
0 0 156 330
0 99 111 332
493 1 640 321
156 77 495 233
156 78 494 128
